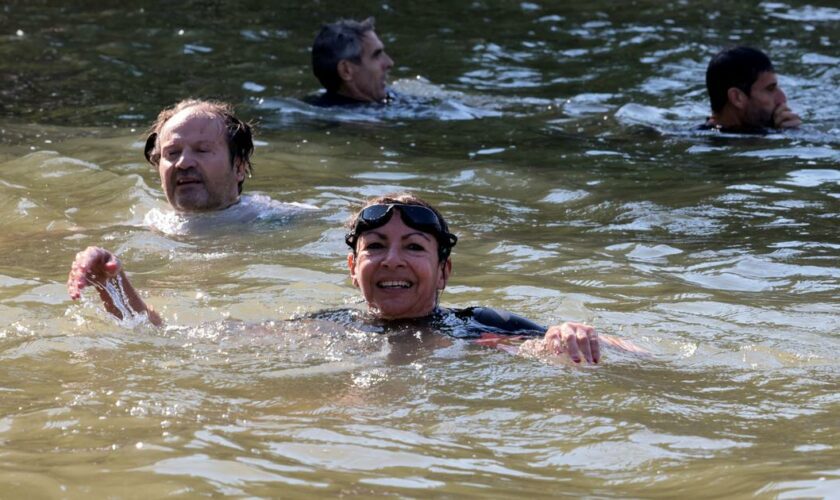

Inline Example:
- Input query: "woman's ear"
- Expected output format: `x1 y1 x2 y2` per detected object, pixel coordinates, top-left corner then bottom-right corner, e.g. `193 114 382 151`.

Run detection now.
347 253 359 288
437 258 452 290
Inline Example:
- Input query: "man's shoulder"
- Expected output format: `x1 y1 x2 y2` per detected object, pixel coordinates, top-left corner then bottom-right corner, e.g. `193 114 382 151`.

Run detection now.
143 195 317 235
697 118 769 135
303 91 368 108
697 118 718 131
303 90 395 108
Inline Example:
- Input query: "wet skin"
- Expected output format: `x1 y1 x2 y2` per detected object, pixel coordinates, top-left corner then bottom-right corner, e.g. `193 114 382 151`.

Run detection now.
745 71 801 129
157 110 245 212
346 209 602 362
348 212 450 319
338 31 394 103
67 246 162 326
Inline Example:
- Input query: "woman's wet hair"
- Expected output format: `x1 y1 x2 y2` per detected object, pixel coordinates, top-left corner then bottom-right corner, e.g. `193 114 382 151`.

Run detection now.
346 192 455 262
706 46 774 113
311 17 375 93
143 99 254 194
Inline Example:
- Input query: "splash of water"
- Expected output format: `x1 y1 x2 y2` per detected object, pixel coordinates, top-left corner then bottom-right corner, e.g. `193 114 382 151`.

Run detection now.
95 274 153 328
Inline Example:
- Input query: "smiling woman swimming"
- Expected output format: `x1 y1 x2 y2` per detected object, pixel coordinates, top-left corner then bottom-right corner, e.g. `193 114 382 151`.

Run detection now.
68 193 642 363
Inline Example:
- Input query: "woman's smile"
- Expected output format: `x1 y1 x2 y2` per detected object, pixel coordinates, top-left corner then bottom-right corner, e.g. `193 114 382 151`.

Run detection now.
348 213 449 319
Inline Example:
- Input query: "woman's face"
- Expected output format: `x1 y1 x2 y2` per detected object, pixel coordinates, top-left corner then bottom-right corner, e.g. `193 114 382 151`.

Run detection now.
348 211 451 319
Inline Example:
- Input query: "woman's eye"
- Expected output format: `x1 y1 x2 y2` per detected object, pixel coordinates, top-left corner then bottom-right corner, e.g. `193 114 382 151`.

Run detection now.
364 242 384 250
407 243 426 251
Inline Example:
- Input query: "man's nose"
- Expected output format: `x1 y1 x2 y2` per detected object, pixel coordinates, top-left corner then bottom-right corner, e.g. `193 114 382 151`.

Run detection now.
384 53 394 70
175 150 196 169
776 88 787 106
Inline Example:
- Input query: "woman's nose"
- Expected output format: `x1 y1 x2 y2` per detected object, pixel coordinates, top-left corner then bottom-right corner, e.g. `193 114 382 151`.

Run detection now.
381 245 404 267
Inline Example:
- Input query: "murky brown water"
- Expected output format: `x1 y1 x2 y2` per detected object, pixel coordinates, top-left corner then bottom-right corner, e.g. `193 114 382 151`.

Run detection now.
1 0 838 497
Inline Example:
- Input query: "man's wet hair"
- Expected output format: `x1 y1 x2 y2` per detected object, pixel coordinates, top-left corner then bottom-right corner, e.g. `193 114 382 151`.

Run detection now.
706 46 775 113
311 17 375 93
144 99 254 194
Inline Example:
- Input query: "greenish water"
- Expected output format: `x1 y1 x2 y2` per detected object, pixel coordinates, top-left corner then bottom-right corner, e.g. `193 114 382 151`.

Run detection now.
1 1 838 497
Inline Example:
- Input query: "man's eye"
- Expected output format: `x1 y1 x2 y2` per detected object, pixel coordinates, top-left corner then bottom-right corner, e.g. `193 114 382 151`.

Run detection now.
165 150 180 158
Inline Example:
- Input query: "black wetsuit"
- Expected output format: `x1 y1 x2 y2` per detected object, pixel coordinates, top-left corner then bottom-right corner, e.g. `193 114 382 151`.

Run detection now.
697 119 769 135
303 90 395 108
305 306 546 339
449 307 546 337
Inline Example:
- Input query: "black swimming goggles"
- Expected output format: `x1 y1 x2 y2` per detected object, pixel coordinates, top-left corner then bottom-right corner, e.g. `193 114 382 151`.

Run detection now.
345 203 458 259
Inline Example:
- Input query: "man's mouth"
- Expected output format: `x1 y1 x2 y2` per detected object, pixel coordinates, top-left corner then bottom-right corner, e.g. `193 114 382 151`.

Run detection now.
378 280 412 289
175 177 202 187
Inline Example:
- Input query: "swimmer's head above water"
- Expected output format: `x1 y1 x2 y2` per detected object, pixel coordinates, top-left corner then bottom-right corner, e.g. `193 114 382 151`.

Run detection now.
704 46 801 133
345 194 458 262
144 99 254 213
311 17 394 104
345 193 456 320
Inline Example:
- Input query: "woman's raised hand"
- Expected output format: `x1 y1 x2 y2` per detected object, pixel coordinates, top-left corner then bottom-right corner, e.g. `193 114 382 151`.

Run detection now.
68 246 122 300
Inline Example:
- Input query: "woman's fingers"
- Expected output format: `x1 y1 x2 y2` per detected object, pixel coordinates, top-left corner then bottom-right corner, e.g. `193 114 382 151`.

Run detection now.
589 328 601 364
68 251 90 299
561 323 584 363
67 247 119 300
578 325 595 363
545 322 599 364
104 258 119 274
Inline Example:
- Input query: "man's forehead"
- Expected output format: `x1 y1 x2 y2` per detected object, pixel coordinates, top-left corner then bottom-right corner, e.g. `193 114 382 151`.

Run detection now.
160 109 226 142
754 71 778 85
362 31 384 52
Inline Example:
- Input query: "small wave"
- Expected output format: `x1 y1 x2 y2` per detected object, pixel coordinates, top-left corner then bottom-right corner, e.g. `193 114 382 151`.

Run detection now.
540 189 589 204
736 147 839 161
777 169 840 188
257 80 504 125
144 194 317 236
255 77 572 126
761 3 840 21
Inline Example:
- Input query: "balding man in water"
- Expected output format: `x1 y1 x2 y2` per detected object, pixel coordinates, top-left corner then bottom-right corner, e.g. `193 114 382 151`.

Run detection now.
67 100 312 317
306 17 395 106
141 99 313 232
701 46 802 134
144 99 253 212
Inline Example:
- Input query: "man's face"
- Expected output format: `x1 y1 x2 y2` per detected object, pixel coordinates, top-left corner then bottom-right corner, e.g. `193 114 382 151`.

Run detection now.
344 31 394 103
743 71 788 128
157 109 244 212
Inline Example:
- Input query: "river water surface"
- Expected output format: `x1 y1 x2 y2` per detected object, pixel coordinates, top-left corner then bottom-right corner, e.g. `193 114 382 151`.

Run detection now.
1 1 838 497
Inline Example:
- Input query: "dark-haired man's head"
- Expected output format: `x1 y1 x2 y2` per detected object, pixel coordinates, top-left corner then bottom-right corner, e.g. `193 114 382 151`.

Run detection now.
311 18 394 103
144 99 254 212
705 46 801 131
